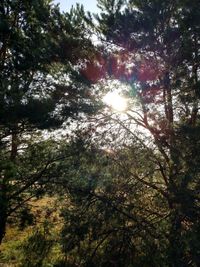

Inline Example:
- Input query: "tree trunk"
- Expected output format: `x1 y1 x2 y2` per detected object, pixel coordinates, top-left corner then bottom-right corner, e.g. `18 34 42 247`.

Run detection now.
0 128 18 244
0 211 7 245
168 209 188 267
0 183 8 245
10 129 18 161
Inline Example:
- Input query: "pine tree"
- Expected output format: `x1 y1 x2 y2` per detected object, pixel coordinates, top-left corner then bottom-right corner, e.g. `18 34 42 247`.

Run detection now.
0 0 95 244
80 0 200 265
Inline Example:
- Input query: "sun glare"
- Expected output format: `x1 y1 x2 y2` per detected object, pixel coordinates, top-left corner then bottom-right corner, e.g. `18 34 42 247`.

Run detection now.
103 92 127 112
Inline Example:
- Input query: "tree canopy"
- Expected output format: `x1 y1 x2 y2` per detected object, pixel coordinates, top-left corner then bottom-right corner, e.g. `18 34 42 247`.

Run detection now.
0 0 200 266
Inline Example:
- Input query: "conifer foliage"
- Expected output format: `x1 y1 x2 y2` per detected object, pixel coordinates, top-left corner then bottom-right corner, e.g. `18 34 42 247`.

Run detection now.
1 0 200 266
0 0 94 245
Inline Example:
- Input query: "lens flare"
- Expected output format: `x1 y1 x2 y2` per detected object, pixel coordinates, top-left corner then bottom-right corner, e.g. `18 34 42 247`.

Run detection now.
103 92 127 112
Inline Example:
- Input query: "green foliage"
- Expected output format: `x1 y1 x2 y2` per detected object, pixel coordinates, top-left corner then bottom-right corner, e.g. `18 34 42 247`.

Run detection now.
0 0 95 129
20 227 53 267
1 0 200 266
46 136 167 266
0 0 97 246
92 0 200 265
53 0 200 266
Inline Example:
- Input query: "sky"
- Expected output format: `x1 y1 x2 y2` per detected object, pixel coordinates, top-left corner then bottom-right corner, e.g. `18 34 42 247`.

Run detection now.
53 0 99 13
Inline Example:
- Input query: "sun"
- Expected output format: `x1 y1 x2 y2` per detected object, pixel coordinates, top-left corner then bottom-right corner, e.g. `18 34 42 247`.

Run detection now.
103 91 127 112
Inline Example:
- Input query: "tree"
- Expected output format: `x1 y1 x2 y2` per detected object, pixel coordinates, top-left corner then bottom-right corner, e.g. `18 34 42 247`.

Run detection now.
93 1 200 266
1 1 200 266
0 0 96 244
54 0 200 266
40 127 166 267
